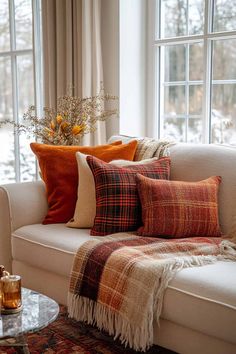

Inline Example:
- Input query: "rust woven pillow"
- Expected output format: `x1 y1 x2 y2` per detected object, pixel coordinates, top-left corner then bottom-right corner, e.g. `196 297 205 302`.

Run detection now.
136 174 222 238
30 140 138 224
87 156 171 236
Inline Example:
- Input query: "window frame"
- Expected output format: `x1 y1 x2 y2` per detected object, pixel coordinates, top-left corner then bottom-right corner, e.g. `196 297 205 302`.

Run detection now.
147 0 236 143
0 0 42 182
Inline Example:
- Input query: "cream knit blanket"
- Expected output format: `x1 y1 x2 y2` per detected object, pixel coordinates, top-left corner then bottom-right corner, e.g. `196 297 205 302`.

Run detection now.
134 137 174 160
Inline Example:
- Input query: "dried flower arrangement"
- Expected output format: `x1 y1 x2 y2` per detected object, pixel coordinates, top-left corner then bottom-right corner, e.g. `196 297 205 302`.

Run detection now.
0 87 118 145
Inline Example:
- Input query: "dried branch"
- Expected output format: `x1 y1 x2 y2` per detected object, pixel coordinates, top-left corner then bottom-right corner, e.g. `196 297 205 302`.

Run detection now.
0 86 119 145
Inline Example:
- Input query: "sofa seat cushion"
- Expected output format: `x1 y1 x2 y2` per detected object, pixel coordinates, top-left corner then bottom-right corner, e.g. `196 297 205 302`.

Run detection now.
163 261 236 344
12 224 92 277
12 225 236 344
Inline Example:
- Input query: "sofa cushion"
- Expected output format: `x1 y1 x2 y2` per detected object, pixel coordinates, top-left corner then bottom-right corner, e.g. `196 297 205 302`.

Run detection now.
87 156 171 236
30 140 137 225
164 261 236 345
12 224 236 346
67 154 159 229
12 224 91 277
137 174 222 238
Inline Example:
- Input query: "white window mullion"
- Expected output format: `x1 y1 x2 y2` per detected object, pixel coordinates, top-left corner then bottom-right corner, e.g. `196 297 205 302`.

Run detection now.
9 0 21 182
186 0 189 142
0 49 32 57
32 0 43 117
186 44 189 142
156 0 161 139
32 0 43 178
155 34 204 46
202 0 212 143
155 46 164 139
155 0 166 139
159 46 165 139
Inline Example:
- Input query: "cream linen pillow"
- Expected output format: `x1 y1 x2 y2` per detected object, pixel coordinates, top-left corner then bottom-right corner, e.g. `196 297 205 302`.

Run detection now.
67 153 158 228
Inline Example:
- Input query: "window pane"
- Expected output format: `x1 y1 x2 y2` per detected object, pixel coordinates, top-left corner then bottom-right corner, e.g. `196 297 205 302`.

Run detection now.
211 84 236 144
163 117 186 141
0 57 13 120
189 42 204 81
188 118 202 143
17 54 35 181
164 45 186 82
15 0 33 50
161 0 187 38
164 86 185 115
19 135 36 181
0 128 15 184
189 85 203 114
213 0 236 32
17 54 34 118
0 58 15 184
0 0 10 52
213 39 236 80
189 0 204 35
160 0 204 38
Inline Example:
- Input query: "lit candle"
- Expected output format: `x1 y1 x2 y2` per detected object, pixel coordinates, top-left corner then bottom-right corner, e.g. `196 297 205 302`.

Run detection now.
1 275 22 309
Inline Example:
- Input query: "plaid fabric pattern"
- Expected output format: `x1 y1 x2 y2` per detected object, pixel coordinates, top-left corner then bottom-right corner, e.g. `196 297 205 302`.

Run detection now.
87 156 171 236
68 234 236 351
137 174 222 238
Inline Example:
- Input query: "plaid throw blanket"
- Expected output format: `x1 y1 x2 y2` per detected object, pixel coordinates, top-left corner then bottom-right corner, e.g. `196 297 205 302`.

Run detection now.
68 234 236 351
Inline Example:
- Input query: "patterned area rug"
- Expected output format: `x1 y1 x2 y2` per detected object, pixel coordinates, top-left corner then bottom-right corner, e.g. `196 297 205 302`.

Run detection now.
1 306 177 354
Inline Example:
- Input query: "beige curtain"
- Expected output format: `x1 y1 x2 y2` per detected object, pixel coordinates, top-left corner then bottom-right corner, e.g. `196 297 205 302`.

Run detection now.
42 0 106 145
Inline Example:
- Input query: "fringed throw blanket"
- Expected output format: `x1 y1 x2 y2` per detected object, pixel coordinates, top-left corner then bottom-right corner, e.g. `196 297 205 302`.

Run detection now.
68 235 236 351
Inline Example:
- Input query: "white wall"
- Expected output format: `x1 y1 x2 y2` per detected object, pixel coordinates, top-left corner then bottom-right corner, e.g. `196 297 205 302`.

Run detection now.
119 0 147 137
101 0 120 140
101 0 148 139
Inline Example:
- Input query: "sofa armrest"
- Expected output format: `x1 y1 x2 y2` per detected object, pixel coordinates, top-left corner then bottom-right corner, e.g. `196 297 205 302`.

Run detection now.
0 181 48 271
0 187 12 271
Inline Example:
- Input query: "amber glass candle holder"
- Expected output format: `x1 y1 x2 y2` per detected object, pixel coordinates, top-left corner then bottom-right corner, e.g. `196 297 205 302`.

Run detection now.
1 275 22 309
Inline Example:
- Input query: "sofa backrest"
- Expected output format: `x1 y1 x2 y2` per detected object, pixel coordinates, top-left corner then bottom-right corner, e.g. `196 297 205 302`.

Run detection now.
108 135 236 236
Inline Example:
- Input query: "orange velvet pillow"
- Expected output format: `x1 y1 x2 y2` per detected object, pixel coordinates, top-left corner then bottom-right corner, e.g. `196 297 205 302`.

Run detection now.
30 140 137 224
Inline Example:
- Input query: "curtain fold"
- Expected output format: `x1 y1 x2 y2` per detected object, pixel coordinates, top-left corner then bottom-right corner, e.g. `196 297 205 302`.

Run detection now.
42 0 106 145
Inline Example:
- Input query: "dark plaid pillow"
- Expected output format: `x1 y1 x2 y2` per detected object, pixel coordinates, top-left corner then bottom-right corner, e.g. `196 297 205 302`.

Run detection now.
87 156 171 236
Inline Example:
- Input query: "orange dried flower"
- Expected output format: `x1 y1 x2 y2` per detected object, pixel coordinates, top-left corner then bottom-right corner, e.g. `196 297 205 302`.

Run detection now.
61 122 69 130
56 115 63 124
50 120 56 130
72 125 83 136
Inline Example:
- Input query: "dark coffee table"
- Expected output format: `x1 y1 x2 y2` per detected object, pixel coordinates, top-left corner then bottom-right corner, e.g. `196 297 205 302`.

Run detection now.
0 288 59 353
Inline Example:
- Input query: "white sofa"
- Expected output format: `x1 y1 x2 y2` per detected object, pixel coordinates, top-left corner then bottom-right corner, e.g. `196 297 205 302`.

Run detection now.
0 135 236 354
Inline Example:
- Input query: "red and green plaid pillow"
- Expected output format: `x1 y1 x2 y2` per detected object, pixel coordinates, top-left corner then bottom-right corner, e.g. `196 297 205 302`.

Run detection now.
87 156 171 236
137 174 222 238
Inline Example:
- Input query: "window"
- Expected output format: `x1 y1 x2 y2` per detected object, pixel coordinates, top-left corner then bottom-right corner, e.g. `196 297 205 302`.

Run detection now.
0 0 42 184
152 0 236 144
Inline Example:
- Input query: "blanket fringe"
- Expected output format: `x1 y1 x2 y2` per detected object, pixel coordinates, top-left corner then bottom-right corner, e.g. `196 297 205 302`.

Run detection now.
219 239 236 259
68 292 154 351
